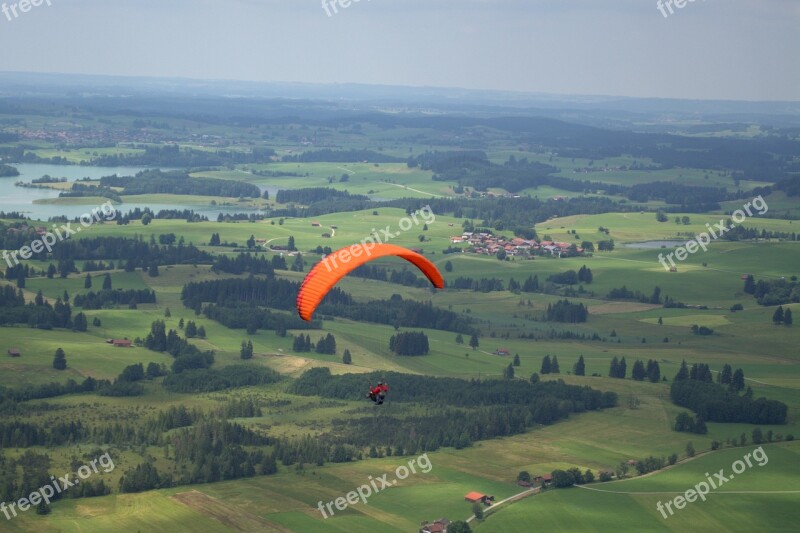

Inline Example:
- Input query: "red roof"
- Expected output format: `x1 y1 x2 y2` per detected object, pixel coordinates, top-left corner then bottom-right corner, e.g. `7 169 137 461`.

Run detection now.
542 473 553 481
465 491 485 502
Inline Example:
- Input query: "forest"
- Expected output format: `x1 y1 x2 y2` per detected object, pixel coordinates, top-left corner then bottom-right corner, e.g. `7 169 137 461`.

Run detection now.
275 187 368 204
670 369 787 425
91 145 276 167
100 169 261 198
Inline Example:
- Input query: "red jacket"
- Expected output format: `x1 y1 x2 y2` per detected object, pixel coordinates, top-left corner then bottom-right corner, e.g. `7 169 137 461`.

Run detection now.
371 384 388 395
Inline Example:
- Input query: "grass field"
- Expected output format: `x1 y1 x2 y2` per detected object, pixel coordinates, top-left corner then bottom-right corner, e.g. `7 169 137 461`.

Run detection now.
194 162 452 200
1 143 798 532
473 441 800 532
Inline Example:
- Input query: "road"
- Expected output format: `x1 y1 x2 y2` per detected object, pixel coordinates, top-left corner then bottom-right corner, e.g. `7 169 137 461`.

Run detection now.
465 486 540 524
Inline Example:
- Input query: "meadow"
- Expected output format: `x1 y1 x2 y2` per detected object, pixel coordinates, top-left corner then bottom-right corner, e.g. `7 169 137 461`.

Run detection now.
1 123 798 532
473 441 800 532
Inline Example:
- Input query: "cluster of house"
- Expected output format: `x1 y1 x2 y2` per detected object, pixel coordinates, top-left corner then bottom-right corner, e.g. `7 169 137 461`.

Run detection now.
450 232 583 257
6 224 48 236
19 127 163 145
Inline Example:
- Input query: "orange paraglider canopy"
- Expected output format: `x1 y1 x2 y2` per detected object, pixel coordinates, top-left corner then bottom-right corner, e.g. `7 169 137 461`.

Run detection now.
297 243 444 321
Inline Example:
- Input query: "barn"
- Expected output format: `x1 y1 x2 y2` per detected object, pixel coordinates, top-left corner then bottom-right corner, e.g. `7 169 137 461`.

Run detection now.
464 491 485 503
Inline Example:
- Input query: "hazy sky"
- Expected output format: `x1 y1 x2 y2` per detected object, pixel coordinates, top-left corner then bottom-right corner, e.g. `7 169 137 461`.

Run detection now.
1 0 798 101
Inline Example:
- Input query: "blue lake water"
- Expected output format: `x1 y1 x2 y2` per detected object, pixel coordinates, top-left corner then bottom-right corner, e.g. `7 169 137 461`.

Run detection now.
0 164 269 220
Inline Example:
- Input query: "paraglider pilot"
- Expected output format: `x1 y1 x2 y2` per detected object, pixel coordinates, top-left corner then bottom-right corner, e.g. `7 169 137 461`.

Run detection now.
368 381 388 405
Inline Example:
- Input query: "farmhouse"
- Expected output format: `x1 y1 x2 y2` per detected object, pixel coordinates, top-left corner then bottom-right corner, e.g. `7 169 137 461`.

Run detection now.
419 519 450 533
311 221 321 227
111 339 132 348
7 348 20 357
492 348 510 356
464 491 485 503
464 492 494 504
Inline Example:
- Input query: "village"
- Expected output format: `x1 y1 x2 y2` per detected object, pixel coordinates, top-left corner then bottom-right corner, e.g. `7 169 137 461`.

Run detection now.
449 231 585 258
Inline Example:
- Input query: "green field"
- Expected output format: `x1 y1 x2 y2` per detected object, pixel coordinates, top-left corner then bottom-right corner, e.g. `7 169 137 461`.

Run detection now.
2 109 799 533
474 442 800 532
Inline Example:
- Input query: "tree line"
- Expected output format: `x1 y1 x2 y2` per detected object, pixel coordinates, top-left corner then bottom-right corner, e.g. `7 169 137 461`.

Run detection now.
744 274 799 307
274 187 368 204
545 300 589 323
162 366 281 393
548 266 593 285
92 144 275 167
143 320 215 373
287 368 616 454
188 269 455 335
606 285 663 304
389 331 429 356
282 149 404 163
74 289 156 309
100 169 261 198
670 360 787 425
201 304 314 336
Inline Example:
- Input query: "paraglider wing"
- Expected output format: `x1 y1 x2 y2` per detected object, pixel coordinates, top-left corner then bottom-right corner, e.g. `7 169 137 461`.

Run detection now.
297 243 444 321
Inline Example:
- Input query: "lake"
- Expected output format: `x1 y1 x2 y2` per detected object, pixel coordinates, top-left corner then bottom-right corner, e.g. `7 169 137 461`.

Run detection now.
0 164 269 220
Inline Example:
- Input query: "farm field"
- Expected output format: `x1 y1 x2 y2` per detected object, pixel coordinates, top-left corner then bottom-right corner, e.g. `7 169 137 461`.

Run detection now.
473 441 800 532
1 77 799 533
